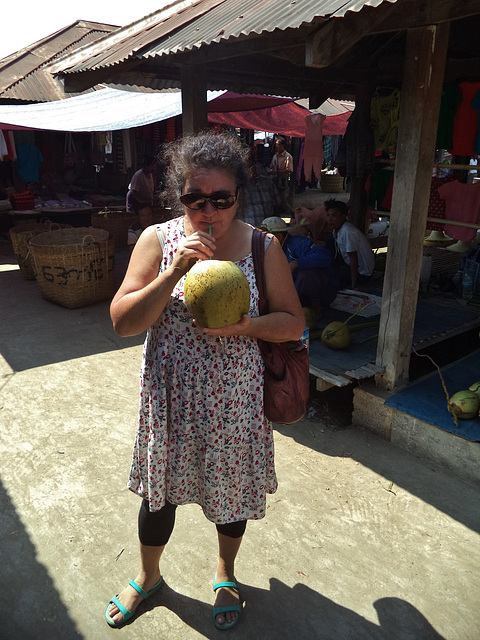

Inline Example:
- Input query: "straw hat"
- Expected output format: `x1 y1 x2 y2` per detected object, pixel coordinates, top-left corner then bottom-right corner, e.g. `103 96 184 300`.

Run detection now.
424 230 452 241
261 216 288 233
446 240 471 253
423 230 454 247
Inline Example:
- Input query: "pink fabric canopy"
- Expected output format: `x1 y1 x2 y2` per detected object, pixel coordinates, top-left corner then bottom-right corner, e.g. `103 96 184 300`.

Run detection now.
208 93 351 137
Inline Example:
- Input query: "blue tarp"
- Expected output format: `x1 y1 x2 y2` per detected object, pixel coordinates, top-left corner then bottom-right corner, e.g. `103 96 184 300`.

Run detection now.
385 350 480 442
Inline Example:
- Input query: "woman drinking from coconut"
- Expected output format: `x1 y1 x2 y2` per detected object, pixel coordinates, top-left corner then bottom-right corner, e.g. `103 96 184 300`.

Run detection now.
106 131 304 631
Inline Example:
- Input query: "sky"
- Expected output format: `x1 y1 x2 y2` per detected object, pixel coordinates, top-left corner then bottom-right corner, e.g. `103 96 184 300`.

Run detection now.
0 3 168 60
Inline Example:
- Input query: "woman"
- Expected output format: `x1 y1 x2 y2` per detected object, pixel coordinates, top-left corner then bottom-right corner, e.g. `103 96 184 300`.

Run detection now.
106 131 304 630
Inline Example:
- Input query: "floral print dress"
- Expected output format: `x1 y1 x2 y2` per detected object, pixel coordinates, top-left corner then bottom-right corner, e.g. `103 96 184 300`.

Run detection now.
127 216 278 524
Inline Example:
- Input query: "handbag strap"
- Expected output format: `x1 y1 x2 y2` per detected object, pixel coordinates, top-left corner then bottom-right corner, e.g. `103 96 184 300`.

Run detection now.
252 227 269 316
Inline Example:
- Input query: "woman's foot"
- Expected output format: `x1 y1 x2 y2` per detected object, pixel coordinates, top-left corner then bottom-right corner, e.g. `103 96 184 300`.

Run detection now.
107 572 162 625
213 573 242 629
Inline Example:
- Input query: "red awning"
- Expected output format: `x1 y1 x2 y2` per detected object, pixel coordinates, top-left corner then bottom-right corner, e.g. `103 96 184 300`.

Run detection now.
208 94 351 137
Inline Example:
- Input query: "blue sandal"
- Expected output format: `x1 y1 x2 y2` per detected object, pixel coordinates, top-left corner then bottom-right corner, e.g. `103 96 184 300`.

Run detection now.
104 576 164 628
212 575 242 630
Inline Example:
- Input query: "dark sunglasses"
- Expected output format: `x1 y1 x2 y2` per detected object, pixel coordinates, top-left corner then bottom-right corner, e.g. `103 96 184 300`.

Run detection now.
179 188 239 210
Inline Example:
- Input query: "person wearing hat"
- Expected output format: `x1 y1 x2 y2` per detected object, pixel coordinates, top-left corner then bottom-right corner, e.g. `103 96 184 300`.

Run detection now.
261 211 339 322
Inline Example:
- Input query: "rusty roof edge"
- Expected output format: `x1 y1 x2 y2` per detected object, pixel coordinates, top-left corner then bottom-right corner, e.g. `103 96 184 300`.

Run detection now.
141 1 398 59
0 20 117 72
49 0 200 74
51 0 400 75
1 32 111 99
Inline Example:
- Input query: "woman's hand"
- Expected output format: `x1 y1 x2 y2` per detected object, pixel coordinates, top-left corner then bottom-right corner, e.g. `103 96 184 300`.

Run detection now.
197 314 251 337
171 230 216 275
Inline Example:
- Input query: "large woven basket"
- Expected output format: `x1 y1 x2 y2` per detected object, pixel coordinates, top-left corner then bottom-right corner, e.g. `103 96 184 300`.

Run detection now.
320 172 344 193
91 210 136 247
9 221 72 280
29 227 115 308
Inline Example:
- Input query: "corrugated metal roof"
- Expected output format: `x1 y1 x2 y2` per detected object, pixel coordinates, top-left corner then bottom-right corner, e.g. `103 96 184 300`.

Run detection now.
54 0 397 75
0 21 118 102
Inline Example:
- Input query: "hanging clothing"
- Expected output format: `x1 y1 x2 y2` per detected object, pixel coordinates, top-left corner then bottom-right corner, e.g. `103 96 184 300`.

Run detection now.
295 142 305 186
123 130 133 171
426 175 455 231
450 81 480 156
5 131 17 161
438 180 480 242
15 143 43 183
370 89 401 152
367 168 394 211
323 136 332 168
0 131 8 160
472 89 480 155
436 85 462 150
303 113 325 183
336 106 375 179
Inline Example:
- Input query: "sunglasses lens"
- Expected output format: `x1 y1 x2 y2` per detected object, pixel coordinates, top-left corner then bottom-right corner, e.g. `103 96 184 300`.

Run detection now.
180 190 238 210
179 194 206 209
210 194 236 209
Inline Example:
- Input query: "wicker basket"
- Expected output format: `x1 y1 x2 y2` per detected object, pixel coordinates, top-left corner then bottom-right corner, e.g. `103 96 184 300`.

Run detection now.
29 227 115 308
320 172 344 193
9 221 72 280
91 210 136 247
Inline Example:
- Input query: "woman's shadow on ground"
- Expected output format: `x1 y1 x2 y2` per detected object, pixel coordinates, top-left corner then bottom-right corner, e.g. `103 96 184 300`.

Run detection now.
130 577 444 639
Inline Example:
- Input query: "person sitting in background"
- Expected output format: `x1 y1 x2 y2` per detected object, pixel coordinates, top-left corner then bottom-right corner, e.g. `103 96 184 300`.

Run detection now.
240 154 282 227
325 199 375 290
293 204 329 244
262 210 339 322
126 155 156 252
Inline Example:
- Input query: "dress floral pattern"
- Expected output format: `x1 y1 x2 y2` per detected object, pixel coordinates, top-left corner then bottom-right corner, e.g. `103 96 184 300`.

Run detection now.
127 216 277 523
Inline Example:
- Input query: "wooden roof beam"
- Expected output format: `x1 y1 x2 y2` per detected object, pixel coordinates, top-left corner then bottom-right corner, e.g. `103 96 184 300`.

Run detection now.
306 0 480 69
58 57 144 93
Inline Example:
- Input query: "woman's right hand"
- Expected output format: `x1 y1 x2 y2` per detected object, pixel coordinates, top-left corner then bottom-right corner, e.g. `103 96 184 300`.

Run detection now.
171 230 216 275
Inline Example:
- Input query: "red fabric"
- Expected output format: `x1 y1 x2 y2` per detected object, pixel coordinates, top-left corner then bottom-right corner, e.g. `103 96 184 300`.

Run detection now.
208 103 350 138
426 175 455 231
209 92 296 112
450 81 480 156
439 180 480 242
322 111 351 136
208 102 308 137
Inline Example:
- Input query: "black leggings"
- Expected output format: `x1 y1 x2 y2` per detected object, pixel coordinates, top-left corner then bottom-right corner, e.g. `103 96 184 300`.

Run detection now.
138 499 247 546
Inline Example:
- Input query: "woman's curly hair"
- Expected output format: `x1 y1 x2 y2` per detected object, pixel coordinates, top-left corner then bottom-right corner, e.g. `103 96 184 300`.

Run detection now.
160 130 252 215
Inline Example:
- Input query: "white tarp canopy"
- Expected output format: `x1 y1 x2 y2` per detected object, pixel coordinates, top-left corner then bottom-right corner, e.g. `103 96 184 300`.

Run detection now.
0 87 226 132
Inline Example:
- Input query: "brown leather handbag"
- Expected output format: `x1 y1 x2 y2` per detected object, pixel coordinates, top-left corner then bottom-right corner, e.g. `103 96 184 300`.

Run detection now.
251 228 310 424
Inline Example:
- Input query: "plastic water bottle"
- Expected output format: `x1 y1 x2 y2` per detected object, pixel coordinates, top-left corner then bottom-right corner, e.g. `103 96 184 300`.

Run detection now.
301 325 310 351
462 269 473 300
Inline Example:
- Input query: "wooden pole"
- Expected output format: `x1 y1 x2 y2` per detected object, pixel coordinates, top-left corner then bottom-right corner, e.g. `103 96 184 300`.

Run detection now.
375 23 450 391
348 83 374 232
181 65 208 135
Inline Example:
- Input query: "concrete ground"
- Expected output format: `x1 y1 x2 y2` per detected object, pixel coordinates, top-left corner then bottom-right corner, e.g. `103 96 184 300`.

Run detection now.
1 233 479 640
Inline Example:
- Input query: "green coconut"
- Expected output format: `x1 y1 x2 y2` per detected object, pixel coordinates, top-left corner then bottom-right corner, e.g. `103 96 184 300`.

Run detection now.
468 381 480 400
321 321 351 350
448 390 479 420
184 259 250 329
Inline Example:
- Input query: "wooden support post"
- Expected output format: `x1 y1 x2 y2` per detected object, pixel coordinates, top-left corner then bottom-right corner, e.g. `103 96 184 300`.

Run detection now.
376 23 450 391
181 65 208 135
346 84 374 231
